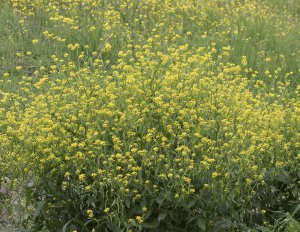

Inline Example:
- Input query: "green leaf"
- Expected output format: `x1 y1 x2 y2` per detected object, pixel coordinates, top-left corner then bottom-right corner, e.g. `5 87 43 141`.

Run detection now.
62 219 74 232
142 220 160 229
186 216 197 224
143 207 153 220
275 171 291 184
186 198 196 209
34 200 45 218
158 212 168 222
292 204 300 216
288 218 300 231
155 196 165 208
255 226 272 232
47 181 57 194
124 198 130 208
196 218 206 231
297 170 300 179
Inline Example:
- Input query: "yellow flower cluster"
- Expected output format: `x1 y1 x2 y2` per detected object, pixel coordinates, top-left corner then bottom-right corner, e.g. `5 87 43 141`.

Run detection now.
0 0 299 231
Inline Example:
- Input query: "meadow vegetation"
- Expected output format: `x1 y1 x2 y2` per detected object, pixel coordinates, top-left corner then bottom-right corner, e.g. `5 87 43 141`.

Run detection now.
0 0 299 231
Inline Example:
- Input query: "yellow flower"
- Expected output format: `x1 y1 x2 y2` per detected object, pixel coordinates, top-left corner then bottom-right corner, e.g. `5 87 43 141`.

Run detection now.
241 56 247 66
89 26 96 31
265 57 271 62
85 185 92 191
32 39 39 44
190 188 196 194
87 209 94 218
212 172 220 178
103 43 112 53
136 216 143 224
16 66 22 71
167 173 173 178
246 178 252 185
78 174 85 181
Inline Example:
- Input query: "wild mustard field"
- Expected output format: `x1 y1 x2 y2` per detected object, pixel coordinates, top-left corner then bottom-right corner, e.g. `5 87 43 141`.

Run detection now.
0 0 299 231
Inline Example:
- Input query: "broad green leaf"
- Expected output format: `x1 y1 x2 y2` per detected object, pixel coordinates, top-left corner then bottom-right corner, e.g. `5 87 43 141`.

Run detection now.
124 198 130 208
62 219 74 232
142 220 159 229
158 212 168 222
186 198 196 209
196 218 206 231
292 204 300 216
155 196 165 208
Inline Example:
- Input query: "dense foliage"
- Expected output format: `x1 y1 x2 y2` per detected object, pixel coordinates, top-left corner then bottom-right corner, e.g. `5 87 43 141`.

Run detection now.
0 0 299 231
